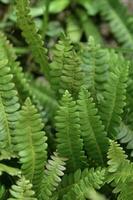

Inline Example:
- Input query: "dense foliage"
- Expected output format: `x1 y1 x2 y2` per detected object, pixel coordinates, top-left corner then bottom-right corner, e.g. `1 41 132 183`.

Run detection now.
0 0 133 199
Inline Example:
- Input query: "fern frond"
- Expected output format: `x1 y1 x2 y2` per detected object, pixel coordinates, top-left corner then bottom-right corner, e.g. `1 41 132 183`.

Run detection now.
100 51 129 138
50 35 84 98
8 176 37 200
80 36 109 102
107 140 133 200
13 98 47 194
99 0 133 48
0 163 20 176
15 0 49 77
62 167 106 200
39 153 66 200
0 42 20 159
55 90 87 172
117 122 133 156
58 167 106 199
0 31 30 100
77 88 109 165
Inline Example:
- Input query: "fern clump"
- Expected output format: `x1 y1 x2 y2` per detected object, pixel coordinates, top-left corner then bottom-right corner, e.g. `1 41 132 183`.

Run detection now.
0 0 133 199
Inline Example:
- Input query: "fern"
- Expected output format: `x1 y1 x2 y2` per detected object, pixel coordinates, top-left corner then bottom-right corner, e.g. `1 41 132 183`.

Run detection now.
0 31 30 100
55 90 87 172
100 51 129 138
107 140 133 200
8 176 37 200
0 41 20 159
13 98 47 195
57 167 105 199
15 0 49 77
0 163 20 176
80 36 109 102
117 122 133 156
77 88 109 165
39 153 66 200
99 0 133 48
50 35 84 98
62 167 105 200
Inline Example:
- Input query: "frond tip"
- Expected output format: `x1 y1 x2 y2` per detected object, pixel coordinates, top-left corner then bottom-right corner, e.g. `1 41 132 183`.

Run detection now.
8 176 37 200
55 90 87 172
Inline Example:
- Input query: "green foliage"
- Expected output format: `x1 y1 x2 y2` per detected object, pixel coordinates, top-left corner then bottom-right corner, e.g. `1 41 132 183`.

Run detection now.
99 0 133 49
77 88 108 165
55 90 87 172
15 0 49 77
0 0 133 199
107 140 133 200
0 39 20 159
39 153 66 200
8 176 37 200
100 51 129 138
50 35 84 98
80 37 109 101
13 98 47 195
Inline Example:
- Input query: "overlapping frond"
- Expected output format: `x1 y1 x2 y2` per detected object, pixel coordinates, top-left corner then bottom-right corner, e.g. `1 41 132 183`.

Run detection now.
107 140 133 200
99 0 133 48
39 153 66 200
13 98 47 194
117 122 133 156
55 90 87 172
100 51 129 138
0 42 20 159
77 88 109 165
80 36 109 102
8 176 37 200
62 167 106 200
16 0 49 77
50 35 84 98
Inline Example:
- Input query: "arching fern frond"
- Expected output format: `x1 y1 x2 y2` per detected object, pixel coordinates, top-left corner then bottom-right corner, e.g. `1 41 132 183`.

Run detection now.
13 98 47 195
15 0 49 77
80 36 109 102
55 90 87 172
50 35 84 98
100 51 129 138
107 140 133 200
58 167 106 199
99 0 133 49
62 167 106 200
39 153 66 200
8 176 37 200
0 43 20 160
117 122 133 157
77 88 109 166
0 31 30 100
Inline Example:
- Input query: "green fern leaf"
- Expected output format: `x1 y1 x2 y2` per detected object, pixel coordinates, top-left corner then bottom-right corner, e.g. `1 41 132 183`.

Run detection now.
99 0 133 49
62 167 105 200
77 88 109 165
15 0 49 77
50 35 84 98
107 140 133 200
39 153 66 200
100 51 129 138
8 176 37 200
0 163 20 176
13 98 47 194
80 36 109 102
117 122 133 156
0 43 20 159
55 90 87 172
